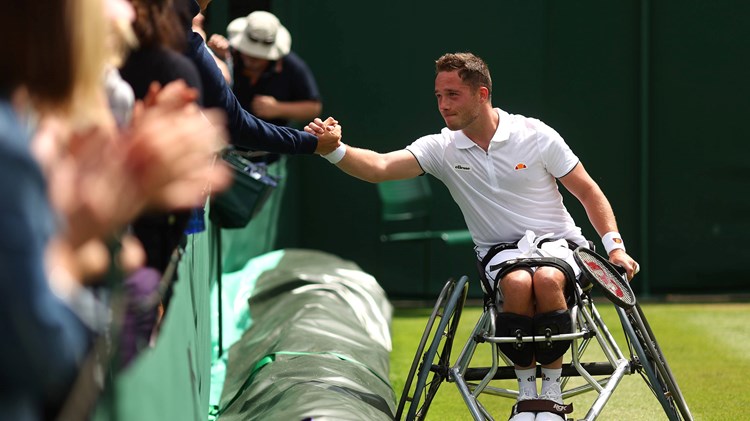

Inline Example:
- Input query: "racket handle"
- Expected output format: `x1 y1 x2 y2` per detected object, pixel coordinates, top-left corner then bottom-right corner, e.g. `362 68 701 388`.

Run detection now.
613 264 627 277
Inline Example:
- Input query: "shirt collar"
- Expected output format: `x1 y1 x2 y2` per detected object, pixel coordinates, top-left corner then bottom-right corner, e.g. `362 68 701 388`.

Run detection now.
454 108 510 149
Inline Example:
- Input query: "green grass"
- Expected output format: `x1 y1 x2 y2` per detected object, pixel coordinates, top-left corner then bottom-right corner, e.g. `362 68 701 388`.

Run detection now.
389 302 750 420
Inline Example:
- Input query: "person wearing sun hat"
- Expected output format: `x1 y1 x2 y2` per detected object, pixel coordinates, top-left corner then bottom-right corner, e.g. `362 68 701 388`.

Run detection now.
210 10 322 128
229 11 291 61
204 9 323 259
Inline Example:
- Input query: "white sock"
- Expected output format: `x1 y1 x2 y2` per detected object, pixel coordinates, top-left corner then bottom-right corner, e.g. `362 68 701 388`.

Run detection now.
515 368 537 400
540 367 563 403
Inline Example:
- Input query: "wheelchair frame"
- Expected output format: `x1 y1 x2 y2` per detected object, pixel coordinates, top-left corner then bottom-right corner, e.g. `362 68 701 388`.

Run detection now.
395 274 693 421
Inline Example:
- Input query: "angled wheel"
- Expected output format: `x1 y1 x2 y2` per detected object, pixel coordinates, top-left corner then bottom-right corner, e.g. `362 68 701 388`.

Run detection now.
618 304 693 421
395 276 469 421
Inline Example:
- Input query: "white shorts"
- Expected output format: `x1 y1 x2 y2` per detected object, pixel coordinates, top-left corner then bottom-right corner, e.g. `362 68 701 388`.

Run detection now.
481 231 583 291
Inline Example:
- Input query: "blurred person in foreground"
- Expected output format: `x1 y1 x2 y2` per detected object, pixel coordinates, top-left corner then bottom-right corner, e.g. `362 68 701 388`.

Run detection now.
305 52 638 421
0 0 230 419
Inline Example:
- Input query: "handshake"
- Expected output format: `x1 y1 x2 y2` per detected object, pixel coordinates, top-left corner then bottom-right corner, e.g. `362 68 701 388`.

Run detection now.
305 116 342 156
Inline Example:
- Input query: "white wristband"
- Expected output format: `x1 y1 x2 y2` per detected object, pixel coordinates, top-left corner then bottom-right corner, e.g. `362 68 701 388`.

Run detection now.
602 231 626 255
321 143 347 164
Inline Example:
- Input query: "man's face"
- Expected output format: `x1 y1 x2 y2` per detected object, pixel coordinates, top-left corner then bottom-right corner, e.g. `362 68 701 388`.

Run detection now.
239 53 270 73
434 71 483 131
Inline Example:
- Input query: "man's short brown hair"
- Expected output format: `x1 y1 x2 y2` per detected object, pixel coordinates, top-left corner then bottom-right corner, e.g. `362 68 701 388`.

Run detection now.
435 52 492 99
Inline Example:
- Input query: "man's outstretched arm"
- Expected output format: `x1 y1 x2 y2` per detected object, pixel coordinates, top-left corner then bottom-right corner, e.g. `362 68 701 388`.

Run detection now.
305 118 423 183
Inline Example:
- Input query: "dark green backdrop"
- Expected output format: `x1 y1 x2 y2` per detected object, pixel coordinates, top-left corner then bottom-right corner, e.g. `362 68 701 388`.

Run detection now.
210 0 750 298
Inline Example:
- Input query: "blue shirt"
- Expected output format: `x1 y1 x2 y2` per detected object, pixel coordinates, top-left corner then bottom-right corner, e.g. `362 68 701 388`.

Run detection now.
0 100 91 420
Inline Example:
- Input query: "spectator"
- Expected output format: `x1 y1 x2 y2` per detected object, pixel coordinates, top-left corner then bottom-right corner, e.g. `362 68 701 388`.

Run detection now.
120 0 205 275
0 0 230 418
208 10 324 258
212 11 322 128
118 0 221 365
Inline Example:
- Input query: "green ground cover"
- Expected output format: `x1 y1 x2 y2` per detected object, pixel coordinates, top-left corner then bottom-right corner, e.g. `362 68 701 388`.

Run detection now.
390 302 750 420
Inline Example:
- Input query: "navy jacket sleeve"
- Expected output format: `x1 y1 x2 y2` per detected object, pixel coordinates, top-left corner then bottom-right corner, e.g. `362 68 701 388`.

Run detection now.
185 31 319 154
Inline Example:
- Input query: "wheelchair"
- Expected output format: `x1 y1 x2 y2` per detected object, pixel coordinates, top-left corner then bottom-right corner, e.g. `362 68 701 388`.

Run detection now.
394 254 693 421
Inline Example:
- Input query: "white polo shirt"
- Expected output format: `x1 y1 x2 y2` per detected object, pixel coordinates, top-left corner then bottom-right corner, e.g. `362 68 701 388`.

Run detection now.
405 108 588 258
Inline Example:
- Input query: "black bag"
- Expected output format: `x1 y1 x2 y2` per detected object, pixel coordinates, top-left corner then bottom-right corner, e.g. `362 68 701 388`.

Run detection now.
209 150 279 229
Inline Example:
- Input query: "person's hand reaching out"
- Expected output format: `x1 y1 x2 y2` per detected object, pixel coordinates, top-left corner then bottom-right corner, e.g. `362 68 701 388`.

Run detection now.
305 117 341 155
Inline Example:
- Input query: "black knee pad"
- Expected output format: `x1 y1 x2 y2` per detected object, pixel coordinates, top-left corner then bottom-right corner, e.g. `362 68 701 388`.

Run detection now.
533 309 573 365
495 312 534 367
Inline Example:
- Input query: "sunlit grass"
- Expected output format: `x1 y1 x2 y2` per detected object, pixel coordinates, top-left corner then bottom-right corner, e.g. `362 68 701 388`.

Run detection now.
390 302 750 420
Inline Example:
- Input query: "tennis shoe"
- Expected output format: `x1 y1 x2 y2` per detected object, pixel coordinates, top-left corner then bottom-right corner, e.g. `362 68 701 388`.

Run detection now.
518 385 538 402
508 387 537 421
535 388 567 421
535 412 566 421
539 382 563 404
509 412 536 421
535 382 567 421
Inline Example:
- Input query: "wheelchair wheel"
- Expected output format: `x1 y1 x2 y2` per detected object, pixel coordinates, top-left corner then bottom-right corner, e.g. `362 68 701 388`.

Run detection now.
618 304 693 421
395 276 469 421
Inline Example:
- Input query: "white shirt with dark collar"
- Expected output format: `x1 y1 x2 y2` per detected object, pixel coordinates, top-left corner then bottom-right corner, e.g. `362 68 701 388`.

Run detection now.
405 108 587 258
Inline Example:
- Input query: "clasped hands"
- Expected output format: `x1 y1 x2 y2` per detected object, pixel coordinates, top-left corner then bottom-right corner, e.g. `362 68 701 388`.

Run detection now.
305 117 342 155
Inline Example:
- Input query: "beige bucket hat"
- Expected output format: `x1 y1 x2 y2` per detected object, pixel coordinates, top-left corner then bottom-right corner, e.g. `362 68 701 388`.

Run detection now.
228 11 291 60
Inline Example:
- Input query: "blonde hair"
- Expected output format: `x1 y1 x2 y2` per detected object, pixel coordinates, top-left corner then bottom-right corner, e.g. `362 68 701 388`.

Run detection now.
109 14 139 68
65 0 112 125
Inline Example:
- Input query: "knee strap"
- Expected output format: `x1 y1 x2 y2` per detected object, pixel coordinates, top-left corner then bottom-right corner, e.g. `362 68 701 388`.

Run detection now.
533 309 573 365
495 312 535 367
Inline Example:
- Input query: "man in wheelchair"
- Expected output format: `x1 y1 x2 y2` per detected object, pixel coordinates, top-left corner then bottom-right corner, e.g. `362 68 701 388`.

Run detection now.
303 52 639 420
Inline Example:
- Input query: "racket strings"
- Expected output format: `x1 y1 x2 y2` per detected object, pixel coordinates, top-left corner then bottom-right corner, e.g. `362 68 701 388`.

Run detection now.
577 250 637 303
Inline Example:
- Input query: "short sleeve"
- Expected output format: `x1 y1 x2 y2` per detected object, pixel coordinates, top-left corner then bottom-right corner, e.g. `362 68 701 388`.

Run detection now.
405 134 447 177
534 121 579 178
286 53 321 101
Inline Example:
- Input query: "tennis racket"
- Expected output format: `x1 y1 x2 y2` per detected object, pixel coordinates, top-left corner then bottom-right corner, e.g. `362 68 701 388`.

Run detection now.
573 247 637 309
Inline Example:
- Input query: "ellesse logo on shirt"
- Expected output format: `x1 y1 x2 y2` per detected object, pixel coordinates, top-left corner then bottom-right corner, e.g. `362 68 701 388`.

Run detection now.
453 164 471 171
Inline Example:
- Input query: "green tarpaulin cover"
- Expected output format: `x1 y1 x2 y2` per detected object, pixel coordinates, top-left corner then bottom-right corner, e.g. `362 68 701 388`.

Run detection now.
211 249 394 421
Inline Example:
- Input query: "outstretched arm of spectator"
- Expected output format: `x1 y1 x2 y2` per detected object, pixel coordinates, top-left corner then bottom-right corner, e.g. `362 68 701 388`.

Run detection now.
186 31 330 154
